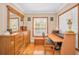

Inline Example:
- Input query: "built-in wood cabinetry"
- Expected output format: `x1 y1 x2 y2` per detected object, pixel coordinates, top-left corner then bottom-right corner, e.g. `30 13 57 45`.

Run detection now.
0 31 30 55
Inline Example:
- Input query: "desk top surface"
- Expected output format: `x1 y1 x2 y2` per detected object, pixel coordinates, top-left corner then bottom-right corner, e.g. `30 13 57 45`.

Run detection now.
48 34 63 42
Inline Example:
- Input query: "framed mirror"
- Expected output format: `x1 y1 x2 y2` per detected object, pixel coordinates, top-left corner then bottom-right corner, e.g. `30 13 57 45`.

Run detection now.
7 5 24 33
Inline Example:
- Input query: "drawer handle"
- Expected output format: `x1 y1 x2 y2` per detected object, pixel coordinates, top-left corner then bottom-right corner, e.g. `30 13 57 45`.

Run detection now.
11 41 14 45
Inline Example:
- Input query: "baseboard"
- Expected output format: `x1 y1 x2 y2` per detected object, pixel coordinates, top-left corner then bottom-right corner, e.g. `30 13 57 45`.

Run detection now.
75 48 79 51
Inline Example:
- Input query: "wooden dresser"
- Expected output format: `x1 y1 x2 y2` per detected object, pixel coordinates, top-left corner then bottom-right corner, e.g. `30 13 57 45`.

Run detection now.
0 31 30 55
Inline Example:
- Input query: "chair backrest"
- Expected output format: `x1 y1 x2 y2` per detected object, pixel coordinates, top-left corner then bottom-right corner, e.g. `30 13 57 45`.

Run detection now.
42 32 46 45
34 38 45 45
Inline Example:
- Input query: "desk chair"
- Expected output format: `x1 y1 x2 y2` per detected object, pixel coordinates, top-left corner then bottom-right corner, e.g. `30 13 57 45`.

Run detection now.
42 36 62 54
42 32 54 55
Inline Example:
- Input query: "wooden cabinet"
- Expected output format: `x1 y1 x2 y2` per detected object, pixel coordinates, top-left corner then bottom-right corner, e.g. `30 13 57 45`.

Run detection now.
8 36 15 54
14 33 24 55
23 31 30 48
0 35 15 55
0 31 30 55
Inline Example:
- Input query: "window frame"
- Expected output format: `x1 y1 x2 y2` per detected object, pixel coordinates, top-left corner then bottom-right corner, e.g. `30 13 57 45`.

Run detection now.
32 17 48 37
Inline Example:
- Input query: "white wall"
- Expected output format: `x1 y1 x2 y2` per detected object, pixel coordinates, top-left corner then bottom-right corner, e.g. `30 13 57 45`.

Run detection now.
0 4 7 35
24 13 57 43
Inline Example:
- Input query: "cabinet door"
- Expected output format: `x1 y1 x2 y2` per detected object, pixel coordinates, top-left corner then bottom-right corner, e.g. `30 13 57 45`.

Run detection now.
24 31 30 48
0 36 15 55
15 35 21 54
15 34 24 55
7 36 15 55
24 32 28 47
0 37 7 54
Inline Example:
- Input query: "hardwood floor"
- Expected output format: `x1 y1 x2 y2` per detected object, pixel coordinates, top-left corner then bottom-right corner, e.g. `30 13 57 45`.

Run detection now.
22 44 79 55
23 44 34 55
23 44 54 55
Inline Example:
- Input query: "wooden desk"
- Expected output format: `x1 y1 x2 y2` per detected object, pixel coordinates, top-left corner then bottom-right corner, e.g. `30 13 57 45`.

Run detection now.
48 32 76 55
48 34 63 42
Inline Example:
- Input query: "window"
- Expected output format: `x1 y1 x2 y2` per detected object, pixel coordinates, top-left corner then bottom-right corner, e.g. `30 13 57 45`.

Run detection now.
33 17 48 37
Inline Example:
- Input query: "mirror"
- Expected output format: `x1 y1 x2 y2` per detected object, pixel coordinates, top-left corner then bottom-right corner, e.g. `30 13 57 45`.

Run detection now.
7 5 24 33
9 12 19 32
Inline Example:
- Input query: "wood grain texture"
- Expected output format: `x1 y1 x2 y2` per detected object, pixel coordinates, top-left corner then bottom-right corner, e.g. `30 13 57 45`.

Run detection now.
0 31 30 55
48 34 63 42
23 44 54 55
61 32 76 55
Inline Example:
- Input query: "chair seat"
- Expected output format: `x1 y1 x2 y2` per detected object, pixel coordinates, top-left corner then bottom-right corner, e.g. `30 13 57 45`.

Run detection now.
45 44 54 54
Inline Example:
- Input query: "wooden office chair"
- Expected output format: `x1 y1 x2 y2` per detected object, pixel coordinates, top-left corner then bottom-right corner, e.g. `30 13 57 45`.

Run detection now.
34 32 55 55
42 32 54 55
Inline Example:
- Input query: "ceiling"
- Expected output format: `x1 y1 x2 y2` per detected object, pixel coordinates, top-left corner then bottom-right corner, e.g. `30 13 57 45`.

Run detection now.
13 3 69 14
